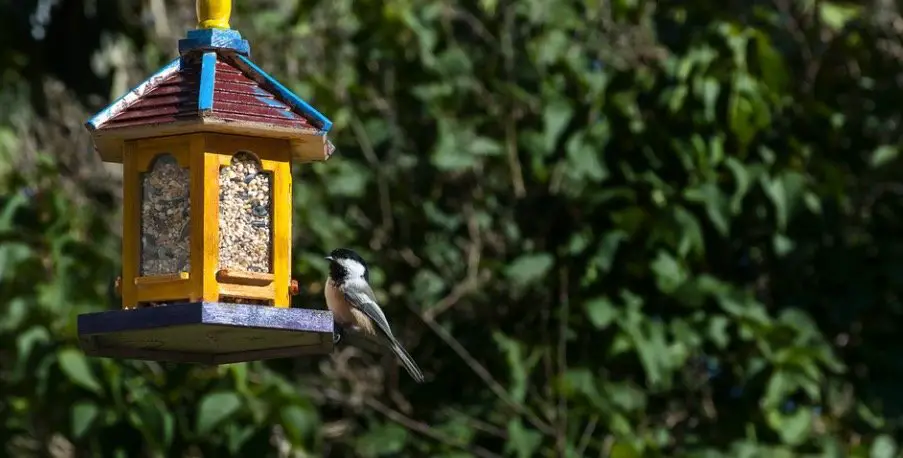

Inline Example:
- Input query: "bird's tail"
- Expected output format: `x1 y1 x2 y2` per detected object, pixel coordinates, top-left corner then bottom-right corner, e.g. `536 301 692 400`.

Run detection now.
390 340 425 383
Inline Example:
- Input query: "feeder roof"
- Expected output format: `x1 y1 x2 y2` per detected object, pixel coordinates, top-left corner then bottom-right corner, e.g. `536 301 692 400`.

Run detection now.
86 29 335 163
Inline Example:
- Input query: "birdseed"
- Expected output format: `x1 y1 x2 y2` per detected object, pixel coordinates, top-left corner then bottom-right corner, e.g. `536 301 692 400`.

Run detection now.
140 154 191 276
218 152 272 273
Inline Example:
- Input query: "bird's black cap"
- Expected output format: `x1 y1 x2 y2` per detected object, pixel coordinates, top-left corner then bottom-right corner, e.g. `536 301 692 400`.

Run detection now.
326 248 367 265
325 248 370 282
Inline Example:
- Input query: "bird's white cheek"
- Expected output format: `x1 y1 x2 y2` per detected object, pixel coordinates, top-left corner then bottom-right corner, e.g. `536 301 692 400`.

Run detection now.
338 259 367 279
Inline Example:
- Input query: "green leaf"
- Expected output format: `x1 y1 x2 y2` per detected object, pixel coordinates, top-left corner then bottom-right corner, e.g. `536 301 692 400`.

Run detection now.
543 97 574 153
478 0 498 14
127 388 174 451
870 435 897 458
771 408 812 446
567 231 591 254
701 78 721 121
773 234 795 257
533 30 570 67
564 130 609 184
593 230 627 273
650 251 687 293
0 243 32 285
493 332 536 403
563 368 608 410
355 423 408 457
673 206 704 257
196 391 242 435
762 172 807 230
433 146 477 171
229 363 248 393
280 404 318 445
586 297 618 329
327 161 369 197
506 419 543 458
728 73 771 148
434 412 476 445
708 315 731 349
431 120 478 171
857 403 885 429
633 320 670 388
753 32 788 93
870 145 898 168
725 157 762 213
226 424 256 455
505 253 554 287
605 381 647 412
1 297 27 332
17 326 50 364
664 85 688 113
58 348 103 394
763 371 795 408
470 137 502 156
684 183 730 235
610 441 642 458
71 401 99 438
819 2 862 30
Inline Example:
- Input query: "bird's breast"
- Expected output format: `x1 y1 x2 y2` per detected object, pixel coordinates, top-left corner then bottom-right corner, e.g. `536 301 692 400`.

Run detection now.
349 309 376 335
325 278 355 324
325 278 376 336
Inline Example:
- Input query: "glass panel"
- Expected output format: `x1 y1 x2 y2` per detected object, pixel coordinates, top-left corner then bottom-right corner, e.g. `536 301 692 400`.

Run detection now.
218 152 272 273
140 154 191 276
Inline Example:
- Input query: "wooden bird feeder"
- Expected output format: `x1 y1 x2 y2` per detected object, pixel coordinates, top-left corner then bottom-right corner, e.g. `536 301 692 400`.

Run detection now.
77 0 336 364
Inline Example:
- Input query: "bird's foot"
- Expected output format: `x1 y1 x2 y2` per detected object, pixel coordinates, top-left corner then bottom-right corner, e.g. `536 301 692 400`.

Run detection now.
333 324 344 345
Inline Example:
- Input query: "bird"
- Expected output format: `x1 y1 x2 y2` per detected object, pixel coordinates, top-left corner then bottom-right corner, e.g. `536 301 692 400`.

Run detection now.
324 248 425 383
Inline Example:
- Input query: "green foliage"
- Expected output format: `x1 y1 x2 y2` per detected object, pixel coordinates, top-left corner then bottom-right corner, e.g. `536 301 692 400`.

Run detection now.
3 0 903 456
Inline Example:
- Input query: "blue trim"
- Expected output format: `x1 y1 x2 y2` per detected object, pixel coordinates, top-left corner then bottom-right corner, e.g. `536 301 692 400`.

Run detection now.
235 54 333 132
85 58 181 130
178 29 250 56
198 52 217 112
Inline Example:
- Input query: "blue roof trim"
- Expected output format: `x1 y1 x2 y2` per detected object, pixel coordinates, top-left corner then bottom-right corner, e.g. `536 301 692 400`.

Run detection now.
198 52 217 112
85 58 181 131
234 54 333 132
178 29 250 57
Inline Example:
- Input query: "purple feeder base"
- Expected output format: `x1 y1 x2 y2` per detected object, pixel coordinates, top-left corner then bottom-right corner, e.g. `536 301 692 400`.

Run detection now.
77 302 334 364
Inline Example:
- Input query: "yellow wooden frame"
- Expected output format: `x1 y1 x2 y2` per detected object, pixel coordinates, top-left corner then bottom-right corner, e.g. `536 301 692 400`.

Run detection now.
121 133 293 309
206 134 292 308
123 135 194 309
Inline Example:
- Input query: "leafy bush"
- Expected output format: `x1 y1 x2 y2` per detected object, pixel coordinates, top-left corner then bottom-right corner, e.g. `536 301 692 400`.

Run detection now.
2 0 903 457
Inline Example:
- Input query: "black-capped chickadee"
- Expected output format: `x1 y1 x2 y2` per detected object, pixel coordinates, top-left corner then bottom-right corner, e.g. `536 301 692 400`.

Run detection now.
324 248 425 383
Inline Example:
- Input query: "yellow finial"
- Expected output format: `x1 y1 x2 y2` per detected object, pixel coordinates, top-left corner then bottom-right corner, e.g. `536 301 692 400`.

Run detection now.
196 0 231 29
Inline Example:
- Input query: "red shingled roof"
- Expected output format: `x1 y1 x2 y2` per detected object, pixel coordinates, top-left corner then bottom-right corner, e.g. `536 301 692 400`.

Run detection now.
101 54 315 131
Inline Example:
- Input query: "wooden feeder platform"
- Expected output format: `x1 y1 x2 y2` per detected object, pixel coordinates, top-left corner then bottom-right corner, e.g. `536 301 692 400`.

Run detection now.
77 302 334 364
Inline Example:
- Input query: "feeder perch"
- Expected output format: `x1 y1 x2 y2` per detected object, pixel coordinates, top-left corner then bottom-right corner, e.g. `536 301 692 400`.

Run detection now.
77 0 336 364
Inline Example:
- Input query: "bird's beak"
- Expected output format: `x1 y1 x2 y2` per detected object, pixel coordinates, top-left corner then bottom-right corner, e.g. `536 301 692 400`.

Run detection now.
324 256 334 261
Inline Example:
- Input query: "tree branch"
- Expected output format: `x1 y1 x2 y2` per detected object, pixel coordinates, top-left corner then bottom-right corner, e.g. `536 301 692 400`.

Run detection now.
416 310 556 436
366 398 503 458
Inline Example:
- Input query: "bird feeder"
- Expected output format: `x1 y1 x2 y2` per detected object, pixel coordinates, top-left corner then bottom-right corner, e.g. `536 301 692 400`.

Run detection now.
77 0 335 364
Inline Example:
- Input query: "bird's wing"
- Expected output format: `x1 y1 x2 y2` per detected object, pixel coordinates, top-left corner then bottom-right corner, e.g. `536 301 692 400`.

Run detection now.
341 279 398 342
341 279 425 383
